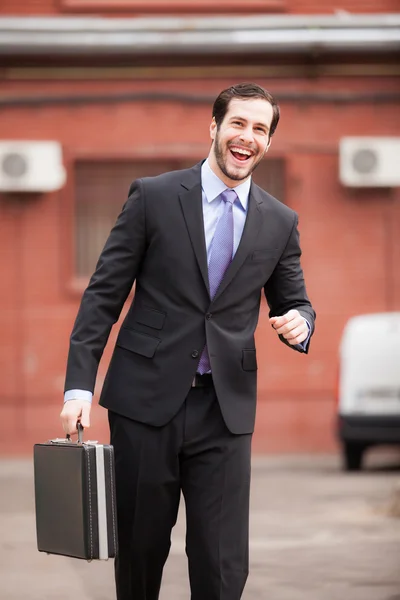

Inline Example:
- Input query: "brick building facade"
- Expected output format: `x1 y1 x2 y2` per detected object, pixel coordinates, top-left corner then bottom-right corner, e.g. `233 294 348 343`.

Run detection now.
0 1 399 453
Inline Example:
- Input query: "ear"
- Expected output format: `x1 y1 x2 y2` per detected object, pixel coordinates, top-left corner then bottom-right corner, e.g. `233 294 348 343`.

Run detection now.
264 137 272 154
210 117 217 141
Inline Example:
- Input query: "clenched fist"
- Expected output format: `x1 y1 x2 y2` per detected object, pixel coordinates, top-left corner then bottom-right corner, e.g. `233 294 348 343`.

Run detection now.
269 309 309 346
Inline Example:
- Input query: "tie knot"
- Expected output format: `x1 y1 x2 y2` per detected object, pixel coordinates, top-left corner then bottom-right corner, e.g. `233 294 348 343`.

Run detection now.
220 189 237 205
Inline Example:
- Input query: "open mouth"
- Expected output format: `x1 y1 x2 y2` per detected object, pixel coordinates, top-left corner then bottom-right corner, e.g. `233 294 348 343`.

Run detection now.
229 146 253 163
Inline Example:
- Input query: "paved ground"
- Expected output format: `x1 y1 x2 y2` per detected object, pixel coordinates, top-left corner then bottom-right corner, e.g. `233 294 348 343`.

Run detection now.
1 451 400 600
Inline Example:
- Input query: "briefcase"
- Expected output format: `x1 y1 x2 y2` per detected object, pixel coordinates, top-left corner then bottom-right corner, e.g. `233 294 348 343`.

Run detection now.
33 424 118 561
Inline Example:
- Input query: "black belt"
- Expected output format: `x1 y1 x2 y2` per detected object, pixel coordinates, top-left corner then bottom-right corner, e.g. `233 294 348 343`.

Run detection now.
191 373 214 388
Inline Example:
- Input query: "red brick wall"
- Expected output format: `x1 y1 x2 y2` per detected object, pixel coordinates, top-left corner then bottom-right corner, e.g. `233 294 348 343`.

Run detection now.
290 0 398 12
0 72 399 454
0 0 397 14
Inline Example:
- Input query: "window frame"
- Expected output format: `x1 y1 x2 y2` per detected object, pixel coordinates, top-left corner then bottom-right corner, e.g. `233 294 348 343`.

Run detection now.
62 150 204 295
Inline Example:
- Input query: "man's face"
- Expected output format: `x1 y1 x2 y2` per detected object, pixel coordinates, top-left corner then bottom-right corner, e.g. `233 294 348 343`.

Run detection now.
208 98 274 187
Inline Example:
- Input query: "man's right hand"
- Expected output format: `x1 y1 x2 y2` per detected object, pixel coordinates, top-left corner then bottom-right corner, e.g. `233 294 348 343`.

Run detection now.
60 400 91 436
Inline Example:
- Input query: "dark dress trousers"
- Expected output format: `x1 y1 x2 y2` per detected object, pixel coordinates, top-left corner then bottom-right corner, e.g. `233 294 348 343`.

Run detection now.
65 161 315 599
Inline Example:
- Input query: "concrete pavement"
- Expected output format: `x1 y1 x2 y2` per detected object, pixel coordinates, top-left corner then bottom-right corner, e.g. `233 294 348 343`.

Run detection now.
1 452 400 600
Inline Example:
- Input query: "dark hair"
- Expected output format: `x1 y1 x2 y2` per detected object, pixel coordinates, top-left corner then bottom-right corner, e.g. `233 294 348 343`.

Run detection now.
212 82 280 139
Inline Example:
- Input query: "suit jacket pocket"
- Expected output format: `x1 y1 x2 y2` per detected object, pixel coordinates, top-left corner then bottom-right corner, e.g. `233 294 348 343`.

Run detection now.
135 306 166 330
242 349 257 371
116 328 160 358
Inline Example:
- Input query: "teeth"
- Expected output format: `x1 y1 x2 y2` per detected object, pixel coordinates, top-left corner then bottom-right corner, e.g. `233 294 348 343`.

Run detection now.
231 147 251 156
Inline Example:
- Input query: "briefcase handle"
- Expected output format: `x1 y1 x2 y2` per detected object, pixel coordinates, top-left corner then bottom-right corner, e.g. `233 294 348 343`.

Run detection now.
66 422 84 444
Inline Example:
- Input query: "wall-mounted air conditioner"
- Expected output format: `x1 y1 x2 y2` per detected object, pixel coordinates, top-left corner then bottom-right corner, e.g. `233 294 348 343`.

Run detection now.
339 137 400 187
0 141 66 192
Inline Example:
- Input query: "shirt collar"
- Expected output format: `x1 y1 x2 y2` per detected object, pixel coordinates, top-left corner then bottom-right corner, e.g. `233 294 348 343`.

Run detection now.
201 159 250 211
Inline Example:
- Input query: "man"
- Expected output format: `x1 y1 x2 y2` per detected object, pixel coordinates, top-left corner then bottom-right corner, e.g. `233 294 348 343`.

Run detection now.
61 82 316 600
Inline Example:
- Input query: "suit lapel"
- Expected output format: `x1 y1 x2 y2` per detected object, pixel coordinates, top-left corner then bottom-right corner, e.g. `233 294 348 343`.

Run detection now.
178 166 276 302
212 183 263 302
179 163 210 295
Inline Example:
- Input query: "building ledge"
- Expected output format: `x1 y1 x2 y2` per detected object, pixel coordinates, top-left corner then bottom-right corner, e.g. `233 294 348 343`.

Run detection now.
0 14 399 56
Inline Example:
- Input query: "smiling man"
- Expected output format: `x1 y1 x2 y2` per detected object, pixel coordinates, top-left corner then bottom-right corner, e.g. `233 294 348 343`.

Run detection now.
61 82 315 600
211 96 273 182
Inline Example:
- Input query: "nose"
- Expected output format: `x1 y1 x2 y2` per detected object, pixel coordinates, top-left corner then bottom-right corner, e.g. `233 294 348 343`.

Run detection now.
239 125 254 144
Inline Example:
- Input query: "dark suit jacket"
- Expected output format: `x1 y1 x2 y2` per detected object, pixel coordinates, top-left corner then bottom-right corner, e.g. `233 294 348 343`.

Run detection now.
65 161 316 434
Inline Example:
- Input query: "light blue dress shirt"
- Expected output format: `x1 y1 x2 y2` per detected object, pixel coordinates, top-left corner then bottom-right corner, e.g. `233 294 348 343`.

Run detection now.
65 160 309 403
201 158 249 261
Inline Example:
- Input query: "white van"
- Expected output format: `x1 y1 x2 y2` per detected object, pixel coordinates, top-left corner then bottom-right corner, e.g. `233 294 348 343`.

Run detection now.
337 312 400 471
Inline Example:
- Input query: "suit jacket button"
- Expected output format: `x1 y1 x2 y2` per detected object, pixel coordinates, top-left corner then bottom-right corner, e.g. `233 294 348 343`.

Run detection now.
206 313 212 320
191 350 199 358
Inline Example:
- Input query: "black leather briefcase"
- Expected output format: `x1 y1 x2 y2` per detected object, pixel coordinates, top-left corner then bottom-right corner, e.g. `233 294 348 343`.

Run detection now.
33 424 118 560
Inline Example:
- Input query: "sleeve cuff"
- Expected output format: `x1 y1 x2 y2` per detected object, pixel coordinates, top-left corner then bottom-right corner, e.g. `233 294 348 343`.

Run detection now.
297 318 311 351
64 389 93 403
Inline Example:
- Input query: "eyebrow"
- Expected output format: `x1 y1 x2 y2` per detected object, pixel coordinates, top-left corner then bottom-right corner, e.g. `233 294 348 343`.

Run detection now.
229 116 270 131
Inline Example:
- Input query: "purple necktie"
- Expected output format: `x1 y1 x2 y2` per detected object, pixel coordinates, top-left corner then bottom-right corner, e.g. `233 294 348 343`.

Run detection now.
197 189 237 374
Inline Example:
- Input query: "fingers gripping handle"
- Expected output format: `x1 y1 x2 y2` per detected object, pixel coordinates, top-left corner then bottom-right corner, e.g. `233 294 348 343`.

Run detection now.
66 422 84 444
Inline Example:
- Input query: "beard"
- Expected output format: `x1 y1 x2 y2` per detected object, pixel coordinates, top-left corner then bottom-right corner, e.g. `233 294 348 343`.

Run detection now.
213 131 266 182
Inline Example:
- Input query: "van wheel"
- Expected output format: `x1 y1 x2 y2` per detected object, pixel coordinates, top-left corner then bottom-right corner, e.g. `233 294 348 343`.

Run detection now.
343 442 364 471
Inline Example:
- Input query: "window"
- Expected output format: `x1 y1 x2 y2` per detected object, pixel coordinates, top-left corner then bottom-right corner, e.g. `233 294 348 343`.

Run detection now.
75 160 192 277
252 158 285 204
74 158 285 277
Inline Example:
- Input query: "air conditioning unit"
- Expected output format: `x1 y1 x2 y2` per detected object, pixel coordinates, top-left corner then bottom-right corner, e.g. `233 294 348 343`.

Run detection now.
339 137 400 187
0 141 66 192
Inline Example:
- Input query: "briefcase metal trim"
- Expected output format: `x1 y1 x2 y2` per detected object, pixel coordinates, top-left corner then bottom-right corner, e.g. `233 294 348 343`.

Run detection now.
95 444 108 560
86 442 118 560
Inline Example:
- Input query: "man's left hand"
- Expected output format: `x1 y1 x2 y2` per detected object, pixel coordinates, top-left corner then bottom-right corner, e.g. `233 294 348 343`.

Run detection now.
269 310 308 346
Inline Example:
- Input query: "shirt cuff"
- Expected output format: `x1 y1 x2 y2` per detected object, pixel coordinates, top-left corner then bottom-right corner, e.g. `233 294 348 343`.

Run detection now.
64 389 93 403
297 318 311 351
